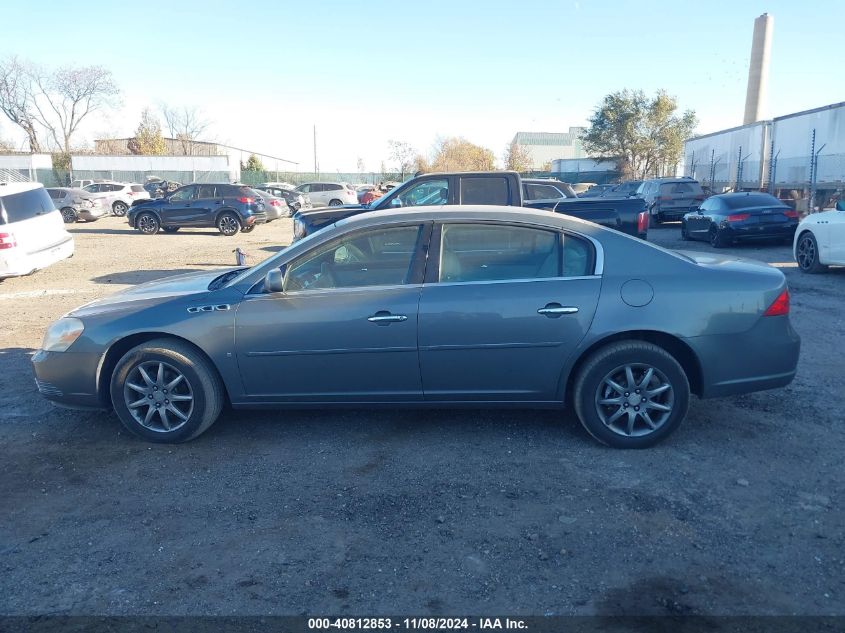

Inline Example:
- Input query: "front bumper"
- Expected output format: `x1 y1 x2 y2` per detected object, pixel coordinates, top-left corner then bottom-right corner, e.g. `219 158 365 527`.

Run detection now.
32 349 105 409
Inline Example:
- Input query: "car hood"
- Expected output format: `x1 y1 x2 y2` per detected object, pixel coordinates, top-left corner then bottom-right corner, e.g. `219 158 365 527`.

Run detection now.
70 268 241 317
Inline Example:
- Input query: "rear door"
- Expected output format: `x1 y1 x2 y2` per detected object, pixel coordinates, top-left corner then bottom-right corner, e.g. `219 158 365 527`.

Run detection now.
418 222 601 401
192 184 219 224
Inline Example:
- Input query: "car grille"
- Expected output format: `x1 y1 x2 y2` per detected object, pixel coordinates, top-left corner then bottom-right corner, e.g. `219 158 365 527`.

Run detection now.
35 379 63 397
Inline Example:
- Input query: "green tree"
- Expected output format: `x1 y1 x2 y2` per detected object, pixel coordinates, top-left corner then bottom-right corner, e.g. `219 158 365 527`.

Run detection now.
504 140 533 172
430 137 496 172
242 154 266 172
581 89 696 179
128 107 165 155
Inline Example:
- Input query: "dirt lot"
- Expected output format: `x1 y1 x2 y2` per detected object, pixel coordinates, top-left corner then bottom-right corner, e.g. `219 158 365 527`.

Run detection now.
1 217 843 616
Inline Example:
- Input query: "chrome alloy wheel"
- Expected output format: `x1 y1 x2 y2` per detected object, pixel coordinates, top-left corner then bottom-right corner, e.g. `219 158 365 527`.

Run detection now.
594 363 674 437
219 215 239 235
123 361 194 432
796 235 817 270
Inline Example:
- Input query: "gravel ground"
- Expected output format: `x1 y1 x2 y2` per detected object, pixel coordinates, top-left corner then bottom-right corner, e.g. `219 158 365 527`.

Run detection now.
1 216 843 616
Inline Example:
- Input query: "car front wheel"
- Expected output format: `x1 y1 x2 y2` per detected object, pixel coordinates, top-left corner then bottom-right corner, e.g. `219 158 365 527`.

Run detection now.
796 231 827 273
217 212 241 236
110 338 224 443
572 341 690 448
136 212 160 234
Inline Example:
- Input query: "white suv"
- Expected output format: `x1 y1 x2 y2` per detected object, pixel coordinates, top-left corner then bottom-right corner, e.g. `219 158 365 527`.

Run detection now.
294 182 358 207
0 182 74 279
82 181 150 216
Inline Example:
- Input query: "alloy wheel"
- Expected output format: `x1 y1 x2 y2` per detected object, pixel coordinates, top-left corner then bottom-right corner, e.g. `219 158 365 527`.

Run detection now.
219 215 239 235
797 235 816 270
594 363 674 437
123 360 194 433
113 201 128 216
137 213 159 234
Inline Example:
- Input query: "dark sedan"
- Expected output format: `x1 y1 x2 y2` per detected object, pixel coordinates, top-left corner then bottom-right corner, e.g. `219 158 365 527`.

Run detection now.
32 206 799 449
681 192 799 248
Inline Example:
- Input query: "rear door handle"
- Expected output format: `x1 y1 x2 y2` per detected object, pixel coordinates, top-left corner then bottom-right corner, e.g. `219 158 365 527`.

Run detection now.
367 311 408 324
538 303 579 317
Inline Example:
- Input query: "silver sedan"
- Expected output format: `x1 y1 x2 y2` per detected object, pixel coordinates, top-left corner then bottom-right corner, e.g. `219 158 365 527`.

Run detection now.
32 206 799 448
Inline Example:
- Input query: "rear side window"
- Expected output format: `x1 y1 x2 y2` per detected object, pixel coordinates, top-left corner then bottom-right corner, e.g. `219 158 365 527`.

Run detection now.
461 176 509 205
327 184 343 191
0 188 56 224
47 189 63 200
131 185 145 192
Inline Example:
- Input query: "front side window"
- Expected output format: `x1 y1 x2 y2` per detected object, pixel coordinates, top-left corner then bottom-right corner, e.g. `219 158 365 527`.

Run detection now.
284 224 423 291
524 183 563 200
438 224 593 283
168 186 195 202
83 184 99 193
296 184 311 193
396 179 448 207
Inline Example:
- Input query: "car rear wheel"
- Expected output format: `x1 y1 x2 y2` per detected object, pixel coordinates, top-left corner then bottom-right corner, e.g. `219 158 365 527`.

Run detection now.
60 207 78 223
328 199 342 206
113 201 128 216
162 226 180 233
217 212 241 236
796 231 827 274
680 221 690 240
709 227 729 248
110 338 224 443
572 341 690 448
136 212 160 235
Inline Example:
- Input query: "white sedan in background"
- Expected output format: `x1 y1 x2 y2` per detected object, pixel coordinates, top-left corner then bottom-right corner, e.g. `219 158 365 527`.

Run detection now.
794 201 845 273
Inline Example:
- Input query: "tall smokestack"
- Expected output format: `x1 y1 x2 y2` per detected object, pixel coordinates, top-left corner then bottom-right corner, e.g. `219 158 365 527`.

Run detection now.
743 13 774 125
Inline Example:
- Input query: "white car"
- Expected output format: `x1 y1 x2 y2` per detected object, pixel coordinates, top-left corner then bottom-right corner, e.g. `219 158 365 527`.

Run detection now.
82 181 150 217
294 182 358 207
0 182 74 279
794 201 845 273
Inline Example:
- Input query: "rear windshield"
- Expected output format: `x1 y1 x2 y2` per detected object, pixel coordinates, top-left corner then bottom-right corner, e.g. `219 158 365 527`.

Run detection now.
131 185 145 192
723 194 786 209
0 188 56 224
659 182 702 195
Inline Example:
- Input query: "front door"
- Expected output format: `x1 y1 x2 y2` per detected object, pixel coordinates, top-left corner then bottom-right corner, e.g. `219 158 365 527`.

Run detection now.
418 222 601 401
235 223 429 402
162 185 198 225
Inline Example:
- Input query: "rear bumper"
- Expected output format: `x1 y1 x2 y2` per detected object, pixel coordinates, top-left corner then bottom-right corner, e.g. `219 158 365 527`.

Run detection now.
723 223 797 241
0 235 74 278
31 349 105 409
78 207 108 221
685 315 800 399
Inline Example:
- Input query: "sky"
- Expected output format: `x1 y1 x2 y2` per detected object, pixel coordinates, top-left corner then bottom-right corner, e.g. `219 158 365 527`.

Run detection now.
1 0 843 172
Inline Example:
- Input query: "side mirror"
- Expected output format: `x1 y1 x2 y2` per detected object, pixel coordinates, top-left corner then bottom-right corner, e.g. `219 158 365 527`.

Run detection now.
390 197 403 208
836 200 845 211
265 267 285 293
693 207 702 214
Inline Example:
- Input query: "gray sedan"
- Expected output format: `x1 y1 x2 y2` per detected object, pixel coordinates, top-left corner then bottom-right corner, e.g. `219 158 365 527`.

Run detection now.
46 187 109 223
32 206 800 448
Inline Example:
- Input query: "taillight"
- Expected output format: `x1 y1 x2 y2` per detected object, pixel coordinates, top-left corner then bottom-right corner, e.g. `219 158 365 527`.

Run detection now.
784 210 799 219
763 289 790 316
637 211 649 234
237 197 254 204
0 232 17 250
270 199 281 207
727 213 750 222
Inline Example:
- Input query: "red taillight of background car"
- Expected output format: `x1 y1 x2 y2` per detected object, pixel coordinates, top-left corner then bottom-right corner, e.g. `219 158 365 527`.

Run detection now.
0 232 17 250
727 213 750 222
763 289 790 316
637 211 649 234
784 210 799 219
270 199 281 206
237 197 254 204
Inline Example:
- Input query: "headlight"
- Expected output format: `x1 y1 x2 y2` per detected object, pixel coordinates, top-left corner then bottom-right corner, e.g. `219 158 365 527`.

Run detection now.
293 217 306 240
41 318 84 352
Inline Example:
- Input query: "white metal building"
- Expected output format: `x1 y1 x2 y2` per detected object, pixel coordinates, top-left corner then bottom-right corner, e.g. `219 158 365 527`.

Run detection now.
512 129 586 169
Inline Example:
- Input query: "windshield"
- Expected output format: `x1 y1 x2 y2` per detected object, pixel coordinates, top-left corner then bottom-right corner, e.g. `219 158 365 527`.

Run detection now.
221 229 326 289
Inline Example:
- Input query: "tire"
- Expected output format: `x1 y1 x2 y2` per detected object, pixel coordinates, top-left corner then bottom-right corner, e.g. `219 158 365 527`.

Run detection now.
162 226 180 233
795 231 827 274
60 207 78 224
572 341 690 449
217 212 241 236
113 201 128 216
680 221 690 241
709 227 729 248
240 224 255 233
136 212 160 235
328 199 343 207
110 338 224 443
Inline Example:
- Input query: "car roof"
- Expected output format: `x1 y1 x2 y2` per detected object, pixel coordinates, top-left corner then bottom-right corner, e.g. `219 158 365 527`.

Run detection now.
0 182 43 195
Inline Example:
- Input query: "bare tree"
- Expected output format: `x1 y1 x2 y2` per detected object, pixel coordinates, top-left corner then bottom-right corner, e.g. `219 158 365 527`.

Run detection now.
160 104 211 155
504 140 533 172
0 56 42 152
30 64 119 155
387 140 416 179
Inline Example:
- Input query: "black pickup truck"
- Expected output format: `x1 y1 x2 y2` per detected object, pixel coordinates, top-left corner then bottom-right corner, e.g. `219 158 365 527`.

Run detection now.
292 171 649 241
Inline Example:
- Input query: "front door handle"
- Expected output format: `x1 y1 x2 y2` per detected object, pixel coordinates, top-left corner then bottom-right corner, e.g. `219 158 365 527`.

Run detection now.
367 311 408 324
538 303 579 317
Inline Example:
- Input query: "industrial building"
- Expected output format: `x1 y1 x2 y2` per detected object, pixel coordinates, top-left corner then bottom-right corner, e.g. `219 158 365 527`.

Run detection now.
511 128 586 170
